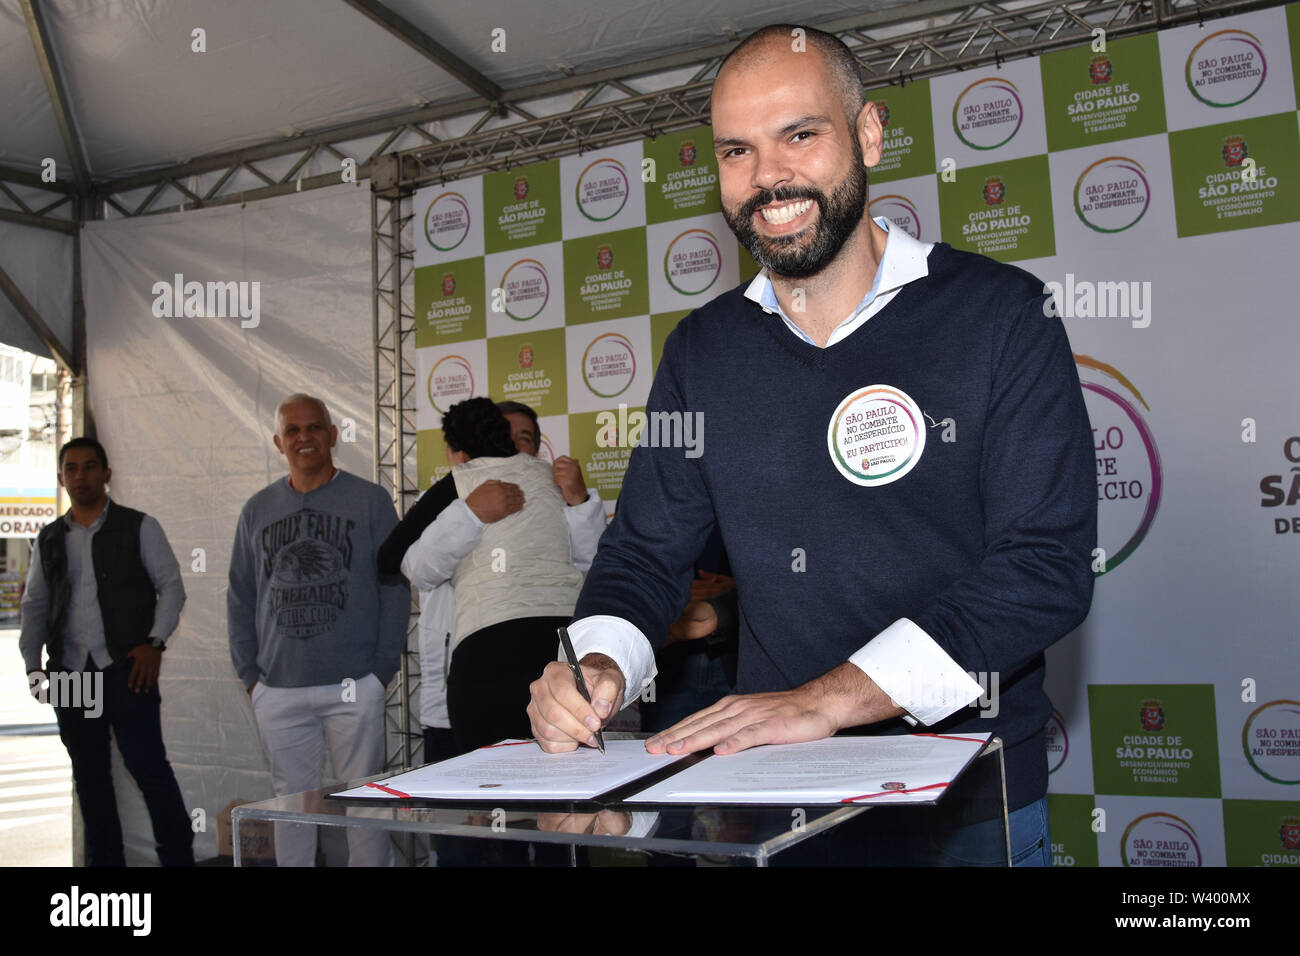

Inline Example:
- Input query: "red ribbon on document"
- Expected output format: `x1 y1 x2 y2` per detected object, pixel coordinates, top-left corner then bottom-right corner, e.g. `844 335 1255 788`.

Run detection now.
364 782 411 798
840 781 950 803
913 732 988 744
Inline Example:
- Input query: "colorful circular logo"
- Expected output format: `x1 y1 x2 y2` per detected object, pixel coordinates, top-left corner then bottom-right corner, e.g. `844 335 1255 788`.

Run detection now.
1076 355 1162 576
1045 709 1069 774
663 229 722 295
575 158 630 222
498 259 550 321
1242 700 1300 785
427 355 475 415
1185 30 1267 108
1122 812 1202 867
582 333 637 399
423 192 472 252
952 77 1024 150
827 385 926 486
1073 157 1152 233
868 195 922 240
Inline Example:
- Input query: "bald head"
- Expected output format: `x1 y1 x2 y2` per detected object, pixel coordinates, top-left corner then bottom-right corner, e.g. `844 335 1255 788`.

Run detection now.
714 25 865 128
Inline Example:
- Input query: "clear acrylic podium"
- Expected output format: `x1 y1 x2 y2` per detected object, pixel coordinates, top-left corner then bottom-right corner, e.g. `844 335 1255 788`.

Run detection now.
232 735 1009 867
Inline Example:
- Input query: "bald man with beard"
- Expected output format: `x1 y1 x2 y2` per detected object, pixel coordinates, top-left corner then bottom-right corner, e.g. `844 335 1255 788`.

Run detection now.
526 24 1095 866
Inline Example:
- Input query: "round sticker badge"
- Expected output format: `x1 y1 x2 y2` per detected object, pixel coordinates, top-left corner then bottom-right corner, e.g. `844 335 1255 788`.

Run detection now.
827 385 926 486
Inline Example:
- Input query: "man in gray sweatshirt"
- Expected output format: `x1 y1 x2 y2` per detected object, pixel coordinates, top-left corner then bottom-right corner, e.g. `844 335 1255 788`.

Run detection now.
228 394 408 866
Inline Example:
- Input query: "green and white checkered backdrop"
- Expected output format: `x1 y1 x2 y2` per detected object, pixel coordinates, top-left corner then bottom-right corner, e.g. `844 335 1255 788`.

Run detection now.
410 5 1300 867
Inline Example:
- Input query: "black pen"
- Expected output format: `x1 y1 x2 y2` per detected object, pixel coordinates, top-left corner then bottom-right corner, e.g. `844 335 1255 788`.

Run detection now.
557 626 605 755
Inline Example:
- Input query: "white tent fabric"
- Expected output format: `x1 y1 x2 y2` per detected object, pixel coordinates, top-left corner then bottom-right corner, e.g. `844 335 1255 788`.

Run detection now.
0 0 911 180
80 183 375 863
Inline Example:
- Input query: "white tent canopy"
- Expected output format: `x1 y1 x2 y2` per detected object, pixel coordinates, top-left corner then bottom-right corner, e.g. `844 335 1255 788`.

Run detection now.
2 0 916 180
0 0 928 360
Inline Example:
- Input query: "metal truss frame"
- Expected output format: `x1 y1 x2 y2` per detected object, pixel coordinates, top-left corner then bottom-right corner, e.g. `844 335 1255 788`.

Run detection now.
370 169 423 775
391 0 1276 190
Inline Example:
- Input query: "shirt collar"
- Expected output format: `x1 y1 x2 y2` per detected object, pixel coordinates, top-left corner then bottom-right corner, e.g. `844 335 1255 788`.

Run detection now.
64 496 111 532
743 216 931 319
287 467 340 491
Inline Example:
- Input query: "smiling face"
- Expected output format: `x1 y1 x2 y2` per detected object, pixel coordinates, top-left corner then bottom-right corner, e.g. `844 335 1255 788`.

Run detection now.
712 40 880 279
273 399 337 472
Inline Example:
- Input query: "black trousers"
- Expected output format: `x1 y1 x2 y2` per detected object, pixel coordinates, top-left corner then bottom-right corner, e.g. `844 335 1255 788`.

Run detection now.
422 726 458 765
446 616 571 755
53 656 194 867
441 616 573 866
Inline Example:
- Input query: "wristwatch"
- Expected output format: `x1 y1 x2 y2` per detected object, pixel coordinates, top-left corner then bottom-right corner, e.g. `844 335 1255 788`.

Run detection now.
150 637 166 651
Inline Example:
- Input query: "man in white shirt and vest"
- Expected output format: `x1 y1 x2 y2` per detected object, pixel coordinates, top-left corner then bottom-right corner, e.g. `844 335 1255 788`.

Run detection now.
20 437 191 866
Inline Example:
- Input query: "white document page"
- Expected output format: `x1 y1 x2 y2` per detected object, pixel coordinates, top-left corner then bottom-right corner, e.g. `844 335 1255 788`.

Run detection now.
626 733 991 805
333 739 687 801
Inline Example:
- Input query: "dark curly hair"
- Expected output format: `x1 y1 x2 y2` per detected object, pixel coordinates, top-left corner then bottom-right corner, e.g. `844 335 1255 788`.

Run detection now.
442 397 517 459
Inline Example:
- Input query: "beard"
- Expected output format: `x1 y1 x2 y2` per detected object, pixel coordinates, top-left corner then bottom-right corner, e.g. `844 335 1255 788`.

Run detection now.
722 150 869 280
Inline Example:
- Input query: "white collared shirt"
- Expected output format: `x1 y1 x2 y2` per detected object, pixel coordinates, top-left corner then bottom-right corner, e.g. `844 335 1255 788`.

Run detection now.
568 217 982 726
743 216 934 347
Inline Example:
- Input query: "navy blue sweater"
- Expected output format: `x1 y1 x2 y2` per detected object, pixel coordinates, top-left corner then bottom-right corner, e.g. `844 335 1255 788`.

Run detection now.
576 243 1097 811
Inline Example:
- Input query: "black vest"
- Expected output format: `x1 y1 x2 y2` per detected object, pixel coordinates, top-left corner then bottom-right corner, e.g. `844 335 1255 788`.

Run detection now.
36 502 158 670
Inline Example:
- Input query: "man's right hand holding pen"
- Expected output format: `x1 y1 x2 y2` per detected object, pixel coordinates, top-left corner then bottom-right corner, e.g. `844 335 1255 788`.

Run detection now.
527 653 626 754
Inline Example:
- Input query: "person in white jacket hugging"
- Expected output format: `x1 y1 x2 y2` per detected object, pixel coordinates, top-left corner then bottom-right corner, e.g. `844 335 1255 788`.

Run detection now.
378 399 606 761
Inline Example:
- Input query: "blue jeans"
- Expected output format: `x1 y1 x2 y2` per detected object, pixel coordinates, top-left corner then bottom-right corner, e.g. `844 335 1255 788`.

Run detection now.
929 794 1051 866
773 794 1051 866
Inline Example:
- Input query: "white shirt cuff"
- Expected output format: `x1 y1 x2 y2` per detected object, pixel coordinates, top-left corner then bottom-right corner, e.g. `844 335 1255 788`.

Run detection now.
567 489 602 515
847 618 984 725
563 615 657 712
455 497 484 529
